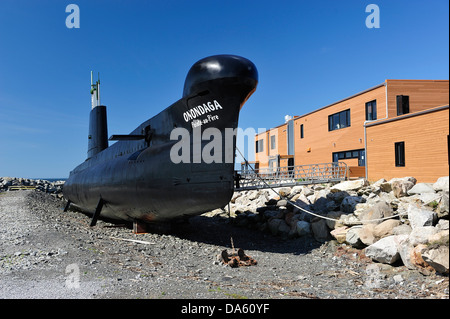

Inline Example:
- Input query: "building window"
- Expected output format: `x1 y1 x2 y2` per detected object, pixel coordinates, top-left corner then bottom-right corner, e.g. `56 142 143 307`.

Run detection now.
256 139 264 153
268 158 277 171
270 135 276 150
300 124 304 139
328 109 350 131
395 142 405 167
365 100 377 121
396 95 410 115
332 149 365 166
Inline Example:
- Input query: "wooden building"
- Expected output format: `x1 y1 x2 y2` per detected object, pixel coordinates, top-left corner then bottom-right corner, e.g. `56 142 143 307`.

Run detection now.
254 79 449 183
365 105 449 182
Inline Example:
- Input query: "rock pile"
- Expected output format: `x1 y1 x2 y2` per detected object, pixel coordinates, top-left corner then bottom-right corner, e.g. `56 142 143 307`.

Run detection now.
0 177 65 198
2 175 448 276
209 176 449 276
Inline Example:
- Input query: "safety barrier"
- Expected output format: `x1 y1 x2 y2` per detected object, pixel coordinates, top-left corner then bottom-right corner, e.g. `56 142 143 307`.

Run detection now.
234 162 348 191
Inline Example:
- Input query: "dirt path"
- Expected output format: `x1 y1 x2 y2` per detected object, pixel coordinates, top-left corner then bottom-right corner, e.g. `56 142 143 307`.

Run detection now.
0 191 448 301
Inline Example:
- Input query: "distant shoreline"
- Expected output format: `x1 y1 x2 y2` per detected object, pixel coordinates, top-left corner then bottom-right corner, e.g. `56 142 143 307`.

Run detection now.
30 178 67 182
1 177 67 182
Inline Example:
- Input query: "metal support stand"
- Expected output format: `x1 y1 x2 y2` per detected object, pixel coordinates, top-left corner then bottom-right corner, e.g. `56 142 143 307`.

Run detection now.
63 200 71 212
90 198 105 227
133 220 148 234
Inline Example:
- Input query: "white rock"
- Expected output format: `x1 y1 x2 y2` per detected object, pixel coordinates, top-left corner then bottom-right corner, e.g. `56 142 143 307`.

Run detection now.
346 226 365 248
427 230 449 245
437 192 449 218
358 201 393 225
407 183 436 195
330 179 369 193
290 186 304 196
396 236 416 269
275 187 292 197
301 187 314 197
407 204 436 228
254 196 267 208
409 226 438 246
247 190 260 201
437 219 449 231
388 176 417 185
364 235 408 264
235 194 250 207
353 203 370 217
433 176 449 192
339 214 362 226
392 224 412 236
422 245 449 274
417 193 442 206
372 178 387 187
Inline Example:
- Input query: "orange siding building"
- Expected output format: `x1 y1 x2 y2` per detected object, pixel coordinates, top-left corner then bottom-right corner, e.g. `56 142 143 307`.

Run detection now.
254 79 449 183
366 105 449 182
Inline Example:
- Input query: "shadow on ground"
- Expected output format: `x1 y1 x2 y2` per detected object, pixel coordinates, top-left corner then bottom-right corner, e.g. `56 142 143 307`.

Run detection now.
68 202 323 256
160 215 322 256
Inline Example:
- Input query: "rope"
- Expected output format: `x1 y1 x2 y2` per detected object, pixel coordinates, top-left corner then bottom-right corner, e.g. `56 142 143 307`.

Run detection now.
235 147 402 224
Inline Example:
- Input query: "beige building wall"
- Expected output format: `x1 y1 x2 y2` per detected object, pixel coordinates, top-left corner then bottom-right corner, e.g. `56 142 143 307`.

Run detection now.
254 79 449 182
366 106 449 183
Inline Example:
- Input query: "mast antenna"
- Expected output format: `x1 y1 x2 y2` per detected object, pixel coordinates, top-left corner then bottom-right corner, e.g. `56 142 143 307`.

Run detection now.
90 71 101 109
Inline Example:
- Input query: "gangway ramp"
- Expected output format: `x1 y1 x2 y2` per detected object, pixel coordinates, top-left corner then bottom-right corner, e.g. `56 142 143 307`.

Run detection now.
234 162 348 191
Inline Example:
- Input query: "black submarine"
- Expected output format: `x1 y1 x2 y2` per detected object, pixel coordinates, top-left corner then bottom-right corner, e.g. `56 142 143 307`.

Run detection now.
63 55 258 227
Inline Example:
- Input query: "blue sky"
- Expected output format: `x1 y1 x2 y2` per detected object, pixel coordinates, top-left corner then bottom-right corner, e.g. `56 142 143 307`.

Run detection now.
0 0 448 178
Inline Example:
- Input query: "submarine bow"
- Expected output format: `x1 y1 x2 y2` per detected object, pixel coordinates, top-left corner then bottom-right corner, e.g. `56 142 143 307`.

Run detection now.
183 55 258 98
63 54 258 224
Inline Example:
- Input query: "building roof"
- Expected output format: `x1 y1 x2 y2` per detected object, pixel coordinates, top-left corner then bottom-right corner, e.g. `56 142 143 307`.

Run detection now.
364 104 449 127
255 79 449 137
256 81 386 137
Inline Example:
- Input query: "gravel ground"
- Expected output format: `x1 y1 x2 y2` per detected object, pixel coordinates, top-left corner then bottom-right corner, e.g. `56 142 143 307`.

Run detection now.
0 190 448 302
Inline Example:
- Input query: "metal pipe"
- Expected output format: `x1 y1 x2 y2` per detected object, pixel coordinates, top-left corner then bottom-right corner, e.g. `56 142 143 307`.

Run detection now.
364 82 390 180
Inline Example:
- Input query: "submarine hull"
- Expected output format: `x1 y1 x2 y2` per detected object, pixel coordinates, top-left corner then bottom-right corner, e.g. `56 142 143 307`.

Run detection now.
63 55 258 223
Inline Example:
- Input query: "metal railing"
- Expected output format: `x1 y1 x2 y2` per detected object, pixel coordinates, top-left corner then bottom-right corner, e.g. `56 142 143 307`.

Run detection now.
234 162 348 191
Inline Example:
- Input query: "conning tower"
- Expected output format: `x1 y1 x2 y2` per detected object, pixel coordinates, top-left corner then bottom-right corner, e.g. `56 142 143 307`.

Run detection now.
87 72 108 159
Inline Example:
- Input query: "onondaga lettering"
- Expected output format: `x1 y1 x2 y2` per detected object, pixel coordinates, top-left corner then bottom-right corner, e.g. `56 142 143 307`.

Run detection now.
183 100 223 122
